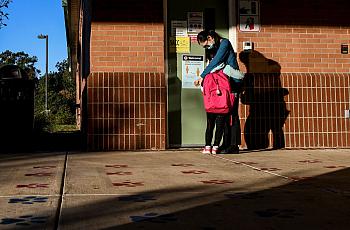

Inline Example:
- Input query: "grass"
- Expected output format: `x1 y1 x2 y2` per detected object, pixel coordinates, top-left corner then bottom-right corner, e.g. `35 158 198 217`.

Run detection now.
51 124 79 133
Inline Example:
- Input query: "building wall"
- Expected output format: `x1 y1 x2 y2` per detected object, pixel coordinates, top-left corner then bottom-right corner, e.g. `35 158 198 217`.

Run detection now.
86 0 350 150
236 0 350 148
87 0 166 150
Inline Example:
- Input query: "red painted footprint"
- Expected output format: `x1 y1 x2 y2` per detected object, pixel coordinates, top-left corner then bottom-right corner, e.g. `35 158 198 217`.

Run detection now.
324 165 346 169
298 160 322 163
112 181 144 187
171 164 194 167
33 166 56 169
25 172 53 177
105 164 128 168
181 170 208 174
16 184 49 189
107 171 133 175
200 180 234 185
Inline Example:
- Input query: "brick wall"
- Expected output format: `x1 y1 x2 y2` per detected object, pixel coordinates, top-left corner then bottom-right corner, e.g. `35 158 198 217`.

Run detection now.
236 0 350 149
239 72 350 149
85 0 349 150
87 0 165 150
238 1 350 73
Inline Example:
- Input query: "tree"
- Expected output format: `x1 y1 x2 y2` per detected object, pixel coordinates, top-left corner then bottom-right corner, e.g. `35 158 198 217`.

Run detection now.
0 50 40 78
0 0 12 28
48 59 76 124
35 59 76 131
0 49 75 132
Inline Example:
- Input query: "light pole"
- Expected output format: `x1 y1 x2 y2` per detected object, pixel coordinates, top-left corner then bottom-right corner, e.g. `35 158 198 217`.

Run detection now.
37 34 49 115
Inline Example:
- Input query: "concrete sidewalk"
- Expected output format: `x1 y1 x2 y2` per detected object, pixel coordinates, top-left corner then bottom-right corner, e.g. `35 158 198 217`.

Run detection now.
1 149 350 229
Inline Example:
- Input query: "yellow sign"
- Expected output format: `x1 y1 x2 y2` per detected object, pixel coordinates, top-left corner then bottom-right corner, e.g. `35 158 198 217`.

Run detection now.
169 37 190 53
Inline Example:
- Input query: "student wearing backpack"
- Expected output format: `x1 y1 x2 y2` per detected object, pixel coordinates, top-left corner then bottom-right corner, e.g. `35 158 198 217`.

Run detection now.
194 30 243 154
200 69 234 154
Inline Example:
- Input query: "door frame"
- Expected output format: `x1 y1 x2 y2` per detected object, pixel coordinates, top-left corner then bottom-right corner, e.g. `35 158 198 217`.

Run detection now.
163 0 238 148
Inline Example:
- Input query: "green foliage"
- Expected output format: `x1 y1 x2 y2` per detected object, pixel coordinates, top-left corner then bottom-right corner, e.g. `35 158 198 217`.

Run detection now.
33 111 54 133
0 49 76 133
0 50 40 78
34 59 76 133
0 0 12 28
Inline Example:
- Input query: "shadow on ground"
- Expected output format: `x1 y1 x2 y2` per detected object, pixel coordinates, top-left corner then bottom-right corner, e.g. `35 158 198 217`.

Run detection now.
60 167 350 229
2 163 349 229
0 131 82 153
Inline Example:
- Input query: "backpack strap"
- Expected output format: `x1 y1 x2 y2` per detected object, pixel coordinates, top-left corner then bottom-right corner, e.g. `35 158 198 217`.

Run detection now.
213 77 221 95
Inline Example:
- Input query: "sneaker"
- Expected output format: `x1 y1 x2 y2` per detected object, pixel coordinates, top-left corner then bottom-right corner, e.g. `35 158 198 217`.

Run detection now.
212 146 219 154
202 146 212 154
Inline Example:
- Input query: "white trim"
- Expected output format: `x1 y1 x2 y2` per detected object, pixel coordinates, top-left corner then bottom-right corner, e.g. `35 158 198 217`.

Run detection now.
163 0 169 148
228 0 238 51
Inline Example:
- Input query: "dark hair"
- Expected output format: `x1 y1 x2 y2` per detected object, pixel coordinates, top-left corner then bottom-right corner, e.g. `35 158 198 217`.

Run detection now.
197 30 222 45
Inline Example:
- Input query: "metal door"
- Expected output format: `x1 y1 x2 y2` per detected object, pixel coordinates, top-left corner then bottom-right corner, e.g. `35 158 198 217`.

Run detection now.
167 0 230 147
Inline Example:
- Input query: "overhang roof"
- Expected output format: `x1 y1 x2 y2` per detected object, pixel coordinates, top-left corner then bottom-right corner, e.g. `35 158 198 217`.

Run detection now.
62 0 80 75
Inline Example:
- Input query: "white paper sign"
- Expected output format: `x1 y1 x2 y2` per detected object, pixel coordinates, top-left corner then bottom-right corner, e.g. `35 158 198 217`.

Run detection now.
182 55 204 89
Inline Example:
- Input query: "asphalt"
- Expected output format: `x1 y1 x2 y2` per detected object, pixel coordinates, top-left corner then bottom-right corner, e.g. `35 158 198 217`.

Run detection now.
1 148 350 230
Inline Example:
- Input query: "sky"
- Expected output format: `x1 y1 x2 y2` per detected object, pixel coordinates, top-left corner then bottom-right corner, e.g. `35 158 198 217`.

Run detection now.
0 0 67 75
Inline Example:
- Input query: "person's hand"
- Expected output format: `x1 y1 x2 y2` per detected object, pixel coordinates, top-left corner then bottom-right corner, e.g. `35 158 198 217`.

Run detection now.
194 78 203 87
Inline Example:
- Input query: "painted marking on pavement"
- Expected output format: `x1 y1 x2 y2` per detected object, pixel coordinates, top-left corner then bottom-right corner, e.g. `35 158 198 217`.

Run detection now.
8 196 48 204
33 166 57 169
171 163 194 167
200 179 234 185
210 154 291 180
112 181 144 187
324 165 346 169
0 215 49 226
181 170 208 174
130 213 177 223
119 194 157 202
106 171 133 175
0 195 57 198
298 159 322 163
25 172 54 177
16 184 49 189
105 164 128 168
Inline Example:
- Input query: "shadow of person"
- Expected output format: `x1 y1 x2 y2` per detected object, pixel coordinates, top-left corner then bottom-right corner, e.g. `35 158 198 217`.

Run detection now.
239 50 289 150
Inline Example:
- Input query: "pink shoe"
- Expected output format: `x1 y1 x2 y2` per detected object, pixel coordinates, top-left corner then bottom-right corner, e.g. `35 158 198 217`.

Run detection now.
212 146 219 154
202 146 212 154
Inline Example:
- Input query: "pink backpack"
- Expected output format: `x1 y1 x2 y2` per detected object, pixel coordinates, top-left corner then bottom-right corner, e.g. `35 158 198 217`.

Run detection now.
202 70 235 114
